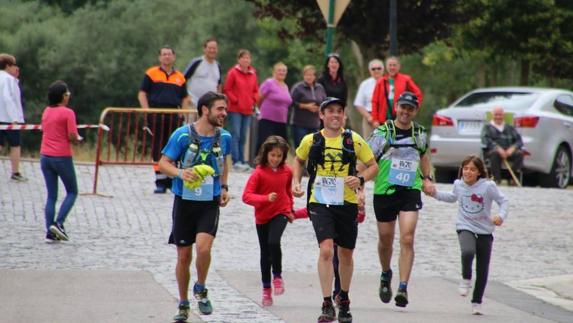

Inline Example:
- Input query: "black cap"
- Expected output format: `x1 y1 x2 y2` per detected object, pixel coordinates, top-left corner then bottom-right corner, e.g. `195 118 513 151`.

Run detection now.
320 97 346 111
397 91 419 109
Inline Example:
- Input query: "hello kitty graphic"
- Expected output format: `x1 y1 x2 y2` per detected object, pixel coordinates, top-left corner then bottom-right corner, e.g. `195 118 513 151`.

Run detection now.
460 193 485 215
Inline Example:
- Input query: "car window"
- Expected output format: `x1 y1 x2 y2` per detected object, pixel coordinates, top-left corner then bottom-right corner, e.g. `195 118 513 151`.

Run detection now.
454 92 539 109
554 95 573 117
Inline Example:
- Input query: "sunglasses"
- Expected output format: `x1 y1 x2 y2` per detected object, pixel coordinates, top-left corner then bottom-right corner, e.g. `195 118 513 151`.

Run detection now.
370 67 383 71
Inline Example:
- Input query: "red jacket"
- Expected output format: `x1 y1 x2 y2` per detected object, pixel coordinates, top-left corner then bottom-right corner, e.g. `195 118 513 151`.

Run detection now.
223 65 259 115
371 73 423 123
242 164 294 224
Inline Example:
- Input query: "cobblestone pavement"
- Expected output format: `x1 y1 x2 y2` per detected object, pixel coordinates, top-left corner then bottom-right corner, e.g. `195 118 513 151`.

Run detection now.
1 159 572 322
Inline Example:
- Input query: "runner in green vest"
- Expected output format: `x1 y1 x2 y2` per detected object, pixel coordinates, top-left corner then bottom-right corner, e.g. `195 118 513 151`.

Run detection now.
367 91 435 308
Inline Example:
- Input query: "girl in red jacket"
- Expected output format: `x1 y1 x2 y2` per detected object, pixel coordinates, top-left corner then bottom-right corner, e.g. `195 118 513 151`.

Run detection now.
242 135 303 306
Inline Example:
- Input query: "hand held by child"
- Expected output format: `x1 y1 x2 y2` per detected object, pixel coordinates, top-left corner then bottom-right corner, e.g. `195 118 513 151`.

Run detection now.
492 215 503 226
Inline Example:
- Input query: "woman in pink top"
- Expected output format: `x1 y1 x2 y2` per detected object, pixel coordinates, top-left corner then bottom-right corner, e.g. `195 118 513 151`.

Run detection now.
256 62 292 154
223 49 259 171
40 81 82 243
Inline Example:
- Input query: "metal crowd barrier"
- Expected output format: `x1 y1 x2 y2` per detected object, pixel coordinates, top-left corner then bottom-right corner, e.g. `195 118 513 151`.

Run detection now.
92 107 197 195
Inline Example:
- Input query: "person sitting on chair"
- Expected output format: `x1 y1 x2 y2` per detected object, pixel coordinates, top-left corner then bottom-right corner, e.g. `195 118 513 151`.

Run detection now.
481 106 524 184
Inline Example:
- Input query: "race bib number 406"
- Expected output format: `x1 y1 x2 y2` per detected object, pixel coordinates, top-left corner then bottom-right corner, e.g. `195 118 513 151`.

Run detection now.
313 176 344 205
389 159 418 187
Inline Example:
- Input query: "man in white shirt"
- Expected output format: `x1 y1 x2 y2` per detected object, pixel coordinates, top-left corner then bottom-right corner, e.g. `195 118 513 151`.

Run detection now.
183 38 222 108
353 59 384 138
0 53 26 182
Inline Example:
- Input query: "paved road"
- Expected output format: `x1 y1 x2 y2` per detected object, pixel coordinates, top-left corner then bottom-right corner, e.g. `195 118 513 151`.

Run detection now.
1 159 572 322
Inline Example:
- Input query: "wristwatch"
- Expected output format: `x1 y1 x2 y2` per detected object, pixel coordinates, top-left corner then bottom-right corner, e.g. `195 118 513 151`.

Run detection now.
358 176 365 186
422 175 433 181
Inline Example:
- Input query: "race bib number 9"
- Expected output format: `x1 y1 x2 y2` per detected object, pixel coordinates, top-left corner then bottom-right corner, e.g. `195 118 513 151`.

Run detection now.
314 176 344 205
389 159 418 187
182 176 214 201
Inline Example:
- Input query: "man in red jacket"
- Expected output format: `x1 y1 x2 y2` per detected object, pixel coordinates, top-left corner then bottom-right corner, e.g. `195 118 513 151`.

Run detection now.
371 57 422 127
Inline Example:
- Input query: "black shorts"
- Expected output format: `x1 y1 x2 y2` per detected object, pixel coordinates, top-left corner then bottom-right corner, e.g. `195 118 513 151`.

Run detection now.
0 123 21 147
373 189 422 223
308 203 358 250
168 195 219 247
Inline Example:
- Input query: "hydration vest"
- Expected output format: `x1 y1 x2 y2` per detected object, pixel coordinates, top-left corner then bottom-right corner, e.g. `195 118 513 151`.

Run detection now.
180 124 223 175
374 120 425 161
306 129 357 205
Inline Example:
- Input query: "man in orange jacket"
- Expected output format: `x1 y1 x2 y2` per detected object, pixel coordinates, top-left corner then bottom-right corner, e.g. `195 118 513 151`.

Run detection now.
371 57 422 127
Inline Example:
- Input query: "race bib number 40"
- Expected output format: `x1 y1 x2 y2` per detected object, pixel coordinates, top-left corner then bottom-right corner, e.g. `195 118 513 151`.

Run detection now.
389 159 418 187
313 176 344 205
182 176 214 201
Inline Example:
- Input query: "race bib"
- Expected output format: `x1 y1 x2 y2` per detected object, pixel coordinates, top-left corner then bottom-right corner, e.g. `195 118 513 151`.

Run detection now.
313 176 344 205
388 159 418 187
182 176 214 201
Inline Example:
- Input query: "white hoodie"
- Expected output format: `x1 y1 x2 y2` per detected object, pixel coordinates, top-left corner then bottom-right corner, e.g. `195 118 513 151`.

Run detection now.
434 178 508 234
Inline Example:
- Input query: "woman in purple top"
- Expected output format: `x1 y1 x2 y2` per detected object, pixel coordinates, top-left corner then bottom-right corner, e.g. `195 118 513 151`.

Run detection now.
256 62 292 153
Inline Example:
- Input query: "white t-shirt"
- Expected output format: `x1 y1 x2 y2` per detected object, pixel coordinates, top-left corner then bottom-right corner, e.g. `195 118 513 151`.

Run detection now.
0 70 24 123
184 56 221 106
353 77 377 113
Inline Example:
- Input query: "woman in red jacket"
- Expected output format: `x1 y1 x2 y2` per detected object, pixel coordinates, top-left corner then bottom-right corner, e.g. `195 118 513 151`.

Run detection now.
223 49 259 171
371 56 423 127
242 136 304 307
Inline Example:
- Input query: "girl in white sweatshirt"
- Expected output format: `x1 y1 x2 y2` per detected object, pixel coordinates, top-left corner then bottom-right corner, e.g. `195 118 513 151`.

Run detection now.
430 155 508 315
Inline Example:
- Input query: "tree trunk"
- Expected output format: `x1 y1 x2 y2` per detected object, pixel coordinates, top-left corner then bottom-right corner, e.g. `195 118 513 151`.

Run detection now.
520 59 530 85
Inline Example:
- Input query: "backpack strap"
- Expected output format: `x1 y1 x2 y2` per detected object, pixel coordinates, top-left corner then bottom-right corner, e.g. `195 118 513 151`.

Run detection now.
306 131 325 206
341 129 357 176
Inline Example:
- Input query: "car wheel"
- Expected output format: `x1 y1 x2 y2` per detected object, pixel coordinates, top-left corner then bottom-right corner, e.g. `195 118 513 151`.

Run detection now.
540 146 571 189
435 167 457 183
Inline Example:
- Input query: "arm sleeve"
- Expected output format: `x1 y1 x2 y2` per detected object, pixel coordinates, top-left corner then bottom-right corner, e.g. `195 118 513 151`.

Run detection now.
242 171 269 206
139 74 152 93
433 186 458 203
355 133 375 163
295 134 312 161
367 127 388 160
223 70 238 103
481 125 495 150
511 126 524 149
406 77 423 108
353 82 367 108
66 110 79 137
183 58 201 80
287 168 294 207
252 75 260 105
2 78 23 122
371 80 382 121
290 84 303 105
489 182 509 220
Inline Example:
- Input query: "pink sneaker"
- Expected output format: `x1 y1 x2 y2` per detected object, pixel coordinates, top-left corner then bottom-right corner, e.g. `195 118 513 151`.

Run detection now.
262 288 273 306
273 277 285 295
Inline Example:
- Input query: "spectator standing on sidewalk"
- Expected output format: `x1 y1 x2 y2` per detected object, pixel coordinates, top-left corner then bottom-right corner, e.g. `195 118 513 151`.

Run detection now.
223 49 259 171
256 62 292 153
354 59 384 137
290 65 326 148
0 53 26 181
158 92 231 320
317 53 347 104
183 37 222 108
138 46 190 193
40 81 82 243
428 155 508 315
371 56 422 127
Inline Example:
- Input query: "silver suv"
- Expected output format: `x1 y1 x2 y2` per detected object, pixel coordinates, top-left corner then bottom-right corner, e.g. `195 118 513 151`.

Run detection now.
430 87 573 188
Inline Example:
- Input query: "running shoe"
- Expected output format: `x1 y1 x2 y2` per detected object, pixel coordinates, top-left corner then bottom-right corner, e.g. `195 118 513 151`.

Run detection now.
272 277 285 295
45 232 60 243
11 173 27 182
458 279 471 297
193 285 213 315
379 270 393 303
337 299 353 323
472 303 483 315
395 287 409 307
262 287 273 306
49 223 69 241
317 301 336 323
173 303 190 322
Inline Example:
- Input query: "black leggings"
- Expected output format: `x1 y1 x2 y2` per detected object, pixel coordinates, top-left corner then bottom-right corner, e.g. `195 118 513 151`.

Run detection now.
457 230 493 304
256 215 289 285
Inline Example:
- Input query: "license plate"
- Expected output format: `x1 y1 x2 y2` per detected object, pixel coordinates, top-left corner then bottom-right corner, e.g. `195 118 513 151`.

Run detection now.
458 120 483 135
